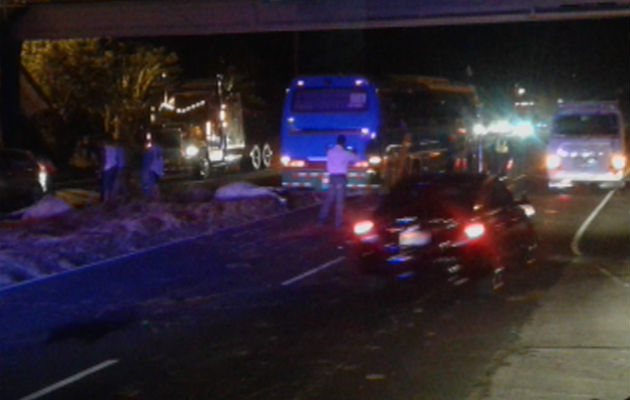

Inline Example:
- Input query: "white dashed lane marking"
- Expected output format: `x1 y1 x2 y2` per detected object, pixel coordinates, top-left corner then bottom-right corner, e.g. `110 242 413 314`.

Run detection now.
19 359 119 400
281 256 346 286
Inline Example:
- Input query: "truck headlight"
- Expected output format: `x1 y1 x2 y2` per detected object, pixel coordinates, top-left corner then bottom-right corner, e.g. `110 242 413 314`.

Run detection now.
185 144 200 158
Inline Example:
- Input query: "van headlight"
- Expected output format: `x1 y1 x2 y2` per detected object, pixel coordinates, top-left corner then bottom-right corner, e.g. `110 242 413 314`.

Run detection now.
546 154 561 170
611 154 626 171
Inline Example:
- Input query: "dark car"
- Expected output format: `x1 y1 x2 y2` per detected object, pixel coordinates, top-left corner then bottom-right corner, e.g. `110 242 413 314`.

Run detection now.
348 173 537 293
0 149 48 213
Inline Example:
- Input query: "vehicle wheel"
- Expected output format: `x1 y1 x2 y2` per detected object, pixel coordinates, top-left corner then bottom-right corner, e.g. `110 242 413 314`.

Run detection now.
196 156 211 179
261 142 273 169
250 144 262 170
475 266 505 297
522 239 540 269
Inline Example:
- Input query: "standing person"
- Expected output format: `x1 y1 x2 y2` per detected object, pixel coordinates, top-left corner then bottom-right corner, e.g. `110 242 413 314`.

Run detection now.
317 135 360 228
112 143 128 200
493 135 510 176
141 138 164 200
100 136 119 203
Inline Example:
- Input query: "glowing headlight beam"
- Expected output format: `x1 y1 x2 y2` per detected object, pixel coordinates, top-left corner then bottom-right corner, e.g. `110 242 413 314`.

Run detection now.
185 144 200 158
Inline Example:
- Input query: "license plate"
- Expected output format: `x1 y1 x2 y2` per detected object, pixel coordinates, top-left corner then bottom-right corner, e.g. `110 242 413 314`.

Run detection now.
399 227 431 247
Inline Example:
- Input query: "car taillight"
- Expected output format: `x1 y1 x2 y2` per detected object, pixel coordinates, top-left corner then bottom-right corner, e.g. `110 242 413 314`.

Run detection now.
368 155 382 166
353 220 374 236
464 223 485 240
546 154 561 170
288 160 306 168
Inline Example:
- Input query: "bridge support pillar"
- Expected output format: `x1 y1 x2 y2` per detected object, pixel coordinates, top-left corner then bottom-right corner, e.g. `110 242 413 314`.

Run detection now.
0 28 23 149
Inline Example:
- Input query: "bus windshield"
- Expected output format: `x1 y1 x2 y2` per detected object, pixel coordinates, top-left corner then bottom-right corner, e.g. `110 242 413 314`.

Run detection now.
553 114 619 136
291 88 368 113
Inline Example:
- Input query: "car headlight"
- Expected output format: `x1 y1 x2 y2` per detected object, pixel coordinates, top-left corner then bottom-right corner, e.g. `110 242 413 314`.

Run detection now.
185 144 200 158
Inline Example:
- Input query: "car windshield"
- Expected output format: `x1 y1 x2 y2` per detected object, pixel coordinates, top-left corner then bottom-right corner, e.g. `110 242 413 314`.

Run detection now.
552 113 619 135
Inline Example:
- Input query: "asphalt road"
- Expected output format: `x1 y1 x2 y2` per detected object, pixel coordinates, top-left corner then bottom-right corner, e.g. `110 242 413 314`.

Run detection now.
1 185 628 400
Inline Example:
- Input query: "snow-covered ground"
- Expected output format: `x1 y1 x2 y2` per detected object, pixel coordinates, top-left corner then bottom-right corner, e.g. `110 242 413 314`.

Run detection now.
0 183 322 290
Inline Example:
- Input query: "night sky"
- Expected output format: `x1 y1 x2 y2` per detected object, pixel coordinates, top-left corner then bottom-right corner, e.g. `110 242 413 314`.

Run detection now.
150 17 629 119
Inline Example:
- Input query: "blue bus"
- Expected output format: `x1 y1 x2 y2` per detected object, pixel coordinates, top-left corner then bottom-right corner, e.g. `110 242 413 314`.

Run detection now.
280 75 479 191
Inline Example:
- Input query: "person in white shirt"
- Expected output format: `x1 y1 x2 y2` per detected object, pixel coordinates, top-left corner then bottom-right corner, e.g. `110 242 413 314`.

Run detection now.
318 135 360 228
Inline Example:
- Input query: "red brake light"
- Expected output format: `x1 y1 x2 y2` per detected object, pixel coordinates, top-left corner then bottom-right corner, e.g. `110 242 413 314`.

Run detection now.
289 160 306 168
353 220 374 236
464 223 485 239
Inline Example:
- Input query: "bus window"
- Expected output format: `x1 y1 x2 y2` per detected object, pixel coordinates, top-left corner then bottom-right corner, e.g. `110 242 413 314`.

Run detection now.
291 88 368 113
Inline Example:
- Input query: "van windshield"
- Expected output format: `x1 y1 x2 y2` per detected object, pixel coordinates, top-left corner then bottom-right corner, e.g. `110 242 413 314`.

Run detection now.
552 114 619 136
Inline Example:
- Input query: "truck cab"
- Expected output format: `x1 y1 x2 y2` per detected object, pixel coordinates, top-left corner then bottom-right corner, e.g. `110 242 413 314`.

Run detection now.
545 102 628 189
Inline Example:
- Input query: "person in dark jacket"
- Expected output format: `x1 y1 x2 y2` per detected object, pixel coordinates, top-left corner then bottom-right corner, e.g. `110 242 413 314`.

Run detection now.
141 137 165 200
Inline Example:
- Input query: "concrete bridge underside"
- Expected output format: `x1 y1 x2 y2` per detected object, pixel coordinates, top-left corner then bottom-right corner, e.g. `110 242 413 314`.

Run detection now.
8 0 630 40
1 0 629 147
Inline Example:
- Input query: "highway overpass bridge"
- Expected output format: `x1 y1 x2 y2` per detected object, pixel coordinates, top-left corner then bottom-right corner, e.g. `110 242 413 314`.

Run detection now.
2 0 629 145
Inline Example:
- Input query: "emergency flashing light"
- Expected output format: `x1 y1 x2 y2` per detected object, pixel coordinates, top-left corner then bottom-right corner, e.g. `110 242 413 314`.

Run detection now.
514 122 534 138
473 123 487 136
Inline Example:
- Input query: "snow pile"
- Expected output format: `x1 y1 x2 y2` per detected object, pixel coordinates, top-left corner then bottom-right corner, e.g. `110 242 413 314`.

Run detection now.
0 184 323 290
214 182 286 205
21 195 73 220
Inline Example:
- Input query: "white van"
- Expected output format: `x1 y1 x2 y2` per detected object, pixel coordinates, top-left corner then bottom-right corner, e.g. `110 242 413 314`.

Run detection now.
546 101 628 189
